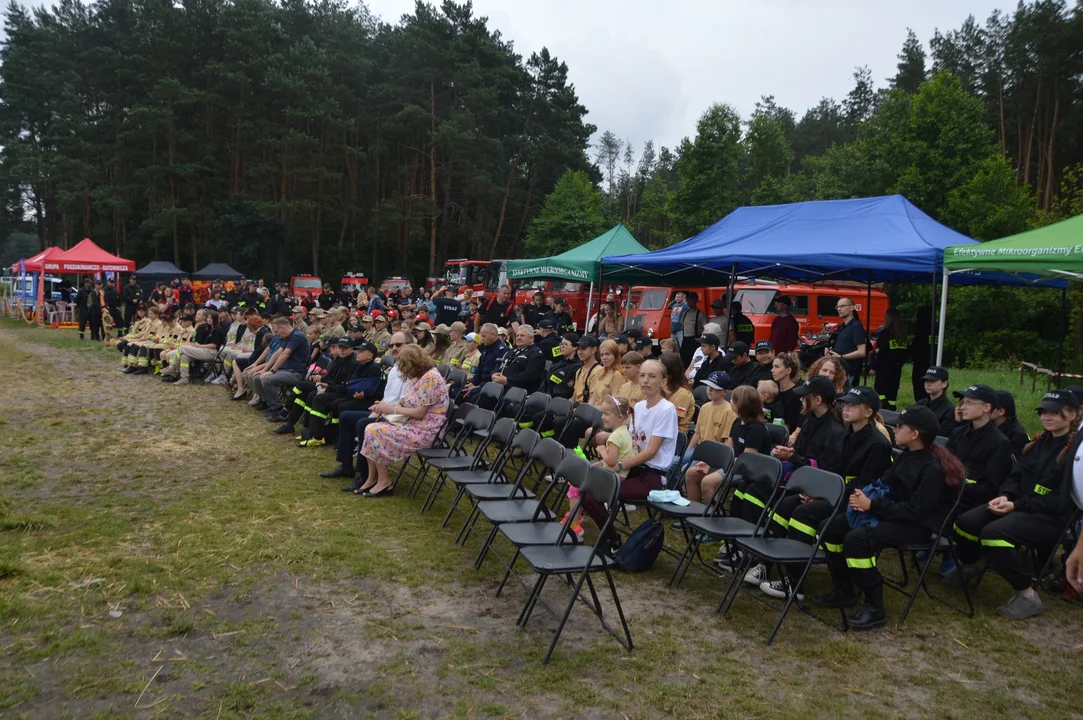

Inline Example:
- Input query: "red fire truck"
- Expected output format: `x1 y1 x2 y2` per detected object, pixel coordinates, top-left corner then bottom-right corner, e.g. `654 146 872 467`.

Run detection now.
290 274 323 302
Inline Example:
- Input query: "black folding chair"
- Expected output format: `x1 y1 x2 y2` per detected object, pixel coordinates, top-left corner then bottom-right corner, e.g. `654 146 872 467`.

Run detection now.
517 465 632 665
441 418 521 528
455 429 542 545
718 466 847 644
395 403 472 489
766 422 789 447
437 363 451 378
496 386 528 422
692 385 709 406
473 381 504 412
515 392 550 430
537 397 574 439
880 479 975 622
647 442 735 559
971 508 1082 599
407 407 494 506
880 409 901 427
670 452 785 588
471 438 567 571
557 402 603 448
446 367 468 401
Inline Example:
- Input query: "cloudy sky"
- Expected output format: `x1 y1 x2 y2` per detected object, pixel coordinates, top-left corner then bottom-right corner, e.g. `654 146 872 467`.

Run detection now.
365 0 1014 153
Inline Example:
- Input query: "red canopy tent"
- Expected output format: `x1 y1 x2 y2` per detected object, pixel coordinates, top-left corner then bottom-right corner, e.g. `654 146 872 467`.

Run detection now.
44 238 135 274
11 246 65 273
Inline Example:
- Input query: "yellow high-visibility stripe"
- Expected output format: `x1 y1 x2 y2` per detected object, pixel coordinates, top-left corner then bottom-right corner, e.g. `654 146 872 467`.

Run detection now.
953 524 980 543
982 538 1014 548
824 542 844 553
771 513 790 529
789 518 817 538
846 557 877 569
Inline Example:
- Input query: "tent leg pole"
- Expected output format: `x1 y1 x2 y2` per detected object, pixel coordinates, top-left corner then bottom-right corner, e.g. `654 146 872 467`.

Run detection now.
587 281 595 336
726 263 736 343
935 269 949 367
930 271 937 368
863 273 872 386
1056 285 1067 388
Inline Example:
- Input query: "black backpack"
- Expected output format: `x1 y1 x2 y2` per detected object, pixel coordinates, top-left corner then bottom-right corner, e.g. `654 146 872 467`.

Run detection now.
614 519 664 572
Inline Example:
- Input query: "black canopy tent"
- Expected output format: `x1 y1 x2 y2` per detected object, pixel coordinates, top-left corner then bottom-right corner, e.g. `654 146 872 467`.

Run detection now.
191 262 244 281
133 261 186 294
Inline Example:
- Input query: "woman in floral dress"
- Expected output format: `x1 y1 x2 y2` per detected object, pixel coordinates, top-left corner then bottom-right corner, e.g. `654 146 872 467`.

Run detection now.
358 344 450 497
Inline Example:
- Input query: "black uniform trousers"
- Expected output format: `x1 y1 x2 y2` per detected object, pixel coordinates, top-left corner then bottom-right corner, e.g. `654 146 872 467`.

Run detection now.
285 382 320 426
953 507 1065 591
874 368 902 411
729 477 777 524
308 393 368 440
822 514 927 594
768 494 836 587
123 303 139 331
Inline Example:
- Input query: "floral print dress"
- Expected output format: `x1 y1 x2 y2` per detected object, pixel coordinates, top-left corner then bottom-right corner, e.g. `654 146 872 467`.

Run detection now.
361 368 449 465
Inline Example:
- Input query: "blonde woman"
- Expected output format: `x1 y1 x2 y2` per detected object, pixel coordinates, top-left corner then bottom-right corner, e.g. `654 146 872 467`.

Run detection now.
588 339 623 407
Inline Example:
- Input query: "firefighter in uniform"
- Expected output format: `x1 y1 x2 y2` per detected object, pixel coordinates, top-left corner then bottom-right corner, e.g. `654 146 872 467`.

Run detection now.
539 333 582 400
492 325 545 394
122 276 144 332
536 318 561 362
238 280 265 311
543 298 575 334
369 314 392 352
118 306 154 370
442 321 469 367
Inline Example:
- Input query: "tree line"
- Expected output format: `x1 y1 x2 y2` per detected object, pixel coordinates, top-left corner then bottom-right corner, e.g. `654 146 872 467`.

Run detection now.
0 0 594 281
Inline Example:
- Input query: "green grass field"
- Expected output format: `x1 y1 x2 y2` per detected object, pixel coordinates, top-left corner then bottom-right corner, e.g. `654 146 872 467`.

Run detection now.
1 320 1080 719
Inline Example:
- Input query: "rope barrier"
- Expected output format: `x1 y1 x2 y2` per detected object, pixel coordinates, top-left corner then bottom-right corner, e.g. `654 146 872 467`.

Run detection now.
1019 361 1083 392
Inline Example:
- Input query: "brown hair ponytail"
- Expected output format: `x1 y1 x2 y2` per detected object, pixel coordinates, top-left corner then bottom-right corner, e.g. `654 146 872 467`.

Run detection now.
917 429 965 489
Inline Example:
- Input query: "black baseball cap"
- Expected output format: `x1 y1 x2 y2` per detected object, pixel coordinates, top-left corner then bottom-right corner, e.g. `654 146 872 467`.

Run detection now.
576 335 600 348
922 366 949 382
698 333 721 347
793 375 836 402
635 337 652 350
354 340 378 355
625 328 643 340
897 405 941 436
952 384 998 408
838 386 881 413
562 332 581 346
613 334 629 345
728 341 750 356
1037 388 1081 413
1065 385 1083 407
702 371 734 391
538 318 556 330
755 340 773 353
554 297 568 306
994 390 1017 419
332 336 353 347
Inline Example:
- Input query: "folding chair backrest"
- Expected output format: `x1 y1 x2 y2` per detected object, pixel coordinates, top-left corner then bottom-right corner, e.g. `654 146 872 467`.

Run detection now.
488 417 518 447
571 402 602 428
784 466 845 511
880 409 900 427
555 454 590 491
891 447 904 461
511 428 540 457
381 354 395 368
529 437 566 473
447 367 467 388
546 397 573 417
934 435 949 447
476 382 504 410
665 433 690 487
522 392 550 418
693 385 709 406
732 451 783 488
437 363 451 378
693 440 735 475
498 386 527 418
766 423 789 448
462 407 496 436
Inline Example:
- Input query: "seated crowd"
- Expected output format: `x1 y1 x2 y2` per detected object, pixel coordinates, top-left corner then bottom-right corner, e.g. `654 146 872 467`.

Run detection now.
112 283 1082 634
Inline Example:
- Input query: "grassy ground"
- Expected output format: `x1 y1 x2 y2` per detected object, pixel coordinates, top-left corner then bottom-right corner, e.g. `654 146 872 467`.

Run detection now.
1 320 1081 719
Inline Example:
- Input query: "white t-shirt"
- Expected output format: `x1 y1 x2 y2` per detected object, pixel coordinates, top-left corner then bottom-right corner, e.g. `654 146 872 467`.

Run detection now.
1071 419 1083 509
686 348 706 379
631 397 679 475
384 365 406 405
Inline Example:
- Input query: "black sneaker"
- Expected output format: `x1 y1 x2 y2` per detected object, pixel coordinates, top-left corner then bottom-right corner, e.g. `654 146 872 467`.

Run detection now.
341 478 364 492
272 424 295 435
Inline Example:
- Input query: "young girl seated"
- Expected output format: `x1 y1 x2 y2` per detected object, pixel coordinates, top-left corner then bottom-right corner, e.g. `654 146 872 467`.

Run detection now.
698 385 775 513
816 404 964 630
566 396 636 539
947 389 1080 620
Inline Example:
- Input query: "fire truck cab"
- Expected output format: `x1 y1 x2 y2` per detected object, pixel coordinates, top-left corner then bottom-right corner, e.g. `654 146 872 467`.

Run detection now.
290 274 323 301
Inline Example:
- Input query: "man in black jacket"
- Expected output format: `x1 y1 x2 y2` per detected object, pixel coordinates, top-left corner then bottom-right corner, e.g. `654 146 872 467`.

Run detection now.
122 276 144 331
693 333 729 388
318 284 337 311
268 283 295 317
103 281 124 333
239 280 265 311
539 333 581 400
302 340 383 446
75 278 94 340
493 325 545 394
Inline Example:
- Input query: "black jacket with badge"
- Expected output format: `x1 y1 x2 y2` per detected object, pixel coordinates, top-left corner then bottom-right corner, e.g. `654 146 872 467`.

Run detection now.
790 411 846 471
541 356 581 400
867 448 952 532
501 343 545 393
836 422 893 492
1000 431 1072 519
321 356 360 397
946 420 1013 506
317 291 336 310
537 333 561 362
123 283 143 308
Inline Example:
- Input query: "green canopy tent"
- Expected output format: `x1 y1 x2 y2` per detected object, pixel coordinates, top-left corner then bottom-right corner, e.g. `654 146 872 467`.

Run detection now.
506 224 649 324
941 212 1081 374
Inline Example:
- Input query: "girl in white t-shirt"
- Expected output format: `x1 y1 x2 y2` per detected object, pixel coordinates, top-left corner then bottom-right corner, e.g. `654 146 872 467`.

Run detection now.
579 359 678 553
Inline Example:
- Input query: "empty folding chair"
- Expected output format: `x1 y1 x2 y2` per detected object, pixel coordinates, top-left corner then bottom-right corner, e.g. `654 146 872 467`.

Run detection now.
472 438 567 571
455 429 542 545
396 403 472 488
441 418 521 528
517 465 632 664
496 386 528 423
437 363 451 378
718 466 847 645
670 452 785 588
446 367 468 401
693 385 709 406
515 392 550 430
473 381 504 412
407 407 493 504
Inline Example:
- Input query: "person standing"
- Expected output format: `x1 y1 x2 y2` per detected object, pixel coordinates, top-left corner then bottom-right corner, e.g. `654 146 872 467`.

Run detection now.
432 286 463 327
730 301 755 347
669 291 688 347
678 292 707 366
520 291 546 328
768 295 799 353
910 304 935 401
871 308 908 411
708 299 731 344
86 279 106 341
122 276 144 331
103 279 124 334
826 297 866 381
476 284 517 331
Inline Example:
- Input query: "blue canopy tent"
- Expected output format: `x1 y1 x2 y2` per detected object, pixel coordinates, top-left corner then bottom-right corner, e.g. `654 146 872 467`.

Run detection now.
601 195 1064 366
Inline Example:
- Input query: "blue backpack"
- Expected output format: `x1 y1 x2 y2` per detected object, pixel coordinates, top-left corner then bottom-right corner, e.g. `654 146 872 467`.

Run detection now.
614 519 664 572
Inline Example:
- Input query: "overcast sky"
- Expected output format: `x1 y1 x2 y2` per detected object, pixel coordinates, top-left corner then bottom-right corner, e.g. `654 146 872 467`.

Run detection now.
366 0 1014 154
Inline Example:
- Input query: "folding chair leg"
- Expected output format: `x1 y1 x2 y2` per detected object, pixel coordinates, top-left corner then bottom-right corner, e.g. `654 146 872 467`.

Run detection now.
518 572 550 628
475 526 500 570
456 506 480 547
441 487 468 528
717 553 750 617
543 570 590 665
604 567 633 651
496 548 522 597
420 473 448 514
671 536 702 589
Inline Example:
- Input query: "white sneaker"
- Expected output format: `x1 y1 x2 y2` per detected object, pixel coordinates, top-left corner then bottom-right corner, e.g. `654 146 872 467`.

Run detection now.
759 579 804 601
742 563 768 586
714 549 743 571
624 504 637 513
